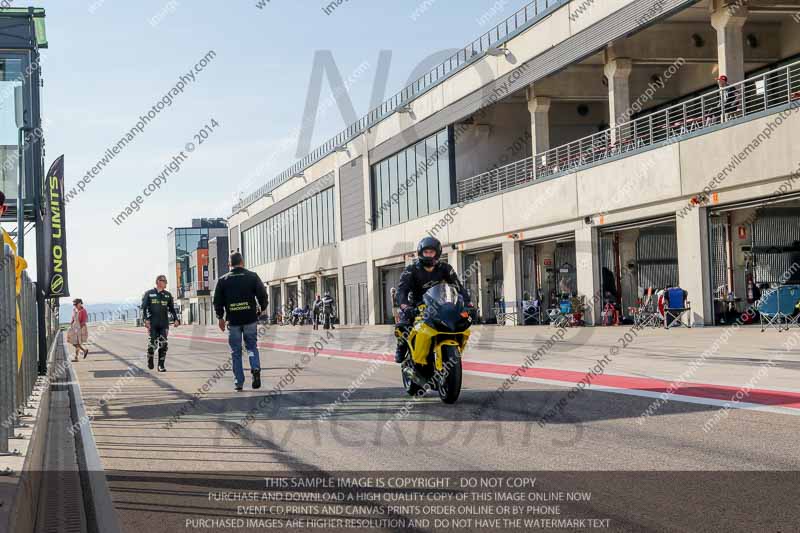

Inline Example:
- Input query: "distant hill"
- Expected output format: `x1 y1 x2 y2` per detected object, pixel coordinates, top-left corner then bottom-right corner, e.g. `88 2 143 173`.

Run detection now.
59 301 140 324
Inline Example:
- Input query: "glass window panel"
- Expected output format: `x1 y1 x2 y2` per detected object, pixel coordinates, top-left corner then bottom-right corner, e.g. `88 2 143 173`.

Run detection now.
255 224 260 265
437 130 452 208
254 225 259 265
285 210 291 257
380 159 391 226
317 191 324 245
415 141 429 217
389 156 400 225
328 188 336 244
300 202 306 253
261 223 265 264
282 213 286 256
372 164 382 229
292 207 297 255
397 150 408 223
272 216 277 260
285 210 290 257
304 199 311 251
321 192 328 245
322 190 333 244
406 148 418 220
267 219 272 262
296 205 302 253
426 135 440 213
270 217 275 262
275 215 280 259
286 210 291 257
311 195 319 249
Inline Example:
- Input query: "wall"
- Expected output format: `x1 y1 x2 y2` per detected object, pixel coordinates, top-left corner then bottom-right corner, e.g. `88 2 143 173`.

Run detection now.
453 102 531 180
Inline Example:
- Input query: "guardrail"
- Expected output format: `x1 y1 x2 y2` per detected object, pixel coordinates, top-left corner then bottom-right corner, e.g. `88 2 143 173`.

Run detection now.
232 0 569 214
0 244 40 454
458 59 800 202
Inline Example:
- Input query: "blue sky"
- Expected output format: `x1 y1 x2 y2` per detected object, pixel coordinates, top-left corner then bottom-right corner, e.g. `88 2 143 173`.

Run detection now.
18 0 522 303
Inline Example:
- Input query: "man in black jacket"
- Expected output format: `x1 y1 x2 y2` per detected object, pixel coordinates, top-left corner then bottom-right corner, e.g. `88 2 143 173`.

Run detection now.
141 274 179 372
394 236 471 363
213 252 268 391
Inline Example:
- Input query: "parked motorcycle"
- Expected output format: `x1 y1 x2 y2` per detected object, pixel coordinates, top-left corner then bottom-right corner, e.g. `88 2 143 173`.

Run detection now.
399 283 470 404
291 307 310 326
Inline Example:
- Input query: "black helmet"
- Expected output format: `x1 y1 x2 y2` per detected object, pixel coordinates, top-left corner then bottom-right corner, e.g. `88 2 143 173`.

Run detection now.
417 236 442 268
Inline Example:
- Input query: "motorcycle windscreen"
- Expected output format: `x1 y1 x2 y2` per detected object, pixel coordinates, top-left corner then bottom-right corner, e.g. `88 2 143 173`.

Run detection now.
423 283 463 332
423 283 460 306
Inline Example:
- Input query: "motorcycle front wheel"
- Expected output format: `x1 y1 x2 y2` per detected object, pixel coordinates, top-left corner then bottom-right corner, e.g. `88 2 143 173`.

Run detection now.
401 361 424 396
437 344 462 404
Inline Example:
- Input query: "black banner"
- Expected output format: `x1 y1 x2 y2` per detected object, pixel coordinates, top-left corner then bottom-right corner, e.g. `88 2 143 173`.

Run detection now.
43 155 69 298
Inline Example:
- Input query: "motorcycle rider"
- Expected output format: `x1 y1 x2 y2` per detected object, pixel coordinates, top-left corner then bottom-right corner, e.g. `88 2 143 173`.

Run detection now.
321 291 337 330
141 274 180 372
394 236 471 363
312 294 323 330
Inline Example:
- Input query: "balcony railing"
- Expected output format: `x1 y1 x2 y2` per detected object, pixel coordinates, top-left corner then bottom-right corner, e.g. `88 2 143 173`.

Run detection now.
232 0 569 214
458 59 800 203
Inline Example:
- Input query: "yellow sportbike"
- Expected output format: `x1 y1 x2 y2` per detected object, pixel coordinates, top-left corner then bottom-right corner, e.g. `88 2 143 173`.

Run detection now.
398 283 472 404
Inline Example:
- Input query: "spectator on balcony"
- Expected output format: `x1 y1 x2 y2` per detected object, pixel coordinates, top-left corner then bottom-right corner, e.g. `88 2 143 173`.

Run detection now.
717 75 741 121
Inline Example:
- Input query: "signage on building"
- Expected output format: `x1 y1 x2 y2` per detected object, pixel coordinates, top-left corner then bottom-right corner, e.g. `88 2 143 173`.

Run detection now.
43 155 69 298
543 258 553 266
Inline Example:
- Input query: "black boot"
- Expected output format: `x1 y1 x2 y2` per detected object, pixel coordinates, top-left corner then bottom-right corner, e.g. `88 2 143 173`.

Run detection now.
394 343 407 364
147 355 154 370
251 369 261 390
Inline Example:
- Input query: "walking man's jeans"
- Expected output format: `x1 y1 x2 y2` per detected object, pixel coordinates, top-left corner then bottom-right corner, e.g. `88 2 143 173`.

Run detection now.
228 322 261 386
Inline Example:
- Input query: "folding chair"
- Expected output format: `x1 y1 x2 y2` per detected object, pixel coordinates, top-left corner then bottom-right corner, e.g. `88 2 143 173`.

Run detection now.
522 300 542 325
758 285 800 332
633 289 660 328
548 300 572 328
664 287 691 329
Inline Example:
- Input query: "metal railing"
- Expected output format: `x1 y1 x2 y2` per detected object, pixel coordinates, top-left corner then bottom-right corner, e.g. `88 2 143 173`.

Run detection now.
87 309 140 323
1 244 40 454
232 0 569 214
458 59 800 202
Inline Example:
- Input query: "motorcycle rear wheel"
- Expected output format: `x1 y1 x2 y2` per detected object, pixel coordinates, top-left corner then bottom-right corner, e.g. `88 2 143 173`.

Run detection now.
437 345 462 404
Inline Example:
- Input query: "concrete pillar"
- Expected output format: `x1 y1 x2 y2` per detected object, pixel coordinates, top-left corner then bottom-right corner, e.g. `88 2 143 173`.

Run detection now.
502 240 522 326
296 279 304 309
336 266 346 325
575 224 601 325
526 92 552 155
279 281 288 319
711 2 747 83
315 273 323 297
367 262 379 325
478 254 493 321
676 207 712 326
448 248 462 276
603 57 633 131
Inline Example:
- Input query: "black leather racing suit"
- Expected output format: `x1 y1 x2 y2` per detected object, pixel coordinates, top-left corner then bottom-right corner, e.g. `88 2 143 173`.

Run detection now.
312 298 323 329
395 260 471 360
141 288 178 365
321 295 336 329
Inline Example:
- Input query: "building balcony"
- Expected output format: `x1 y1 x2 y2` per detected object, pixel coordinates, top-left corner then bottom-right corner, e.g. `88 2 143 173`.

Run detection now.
457 59 800 204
